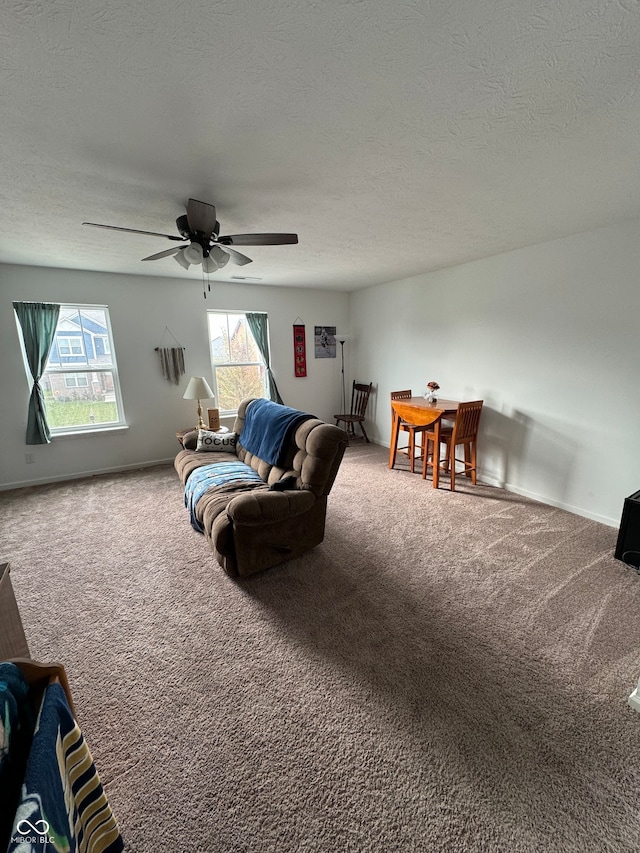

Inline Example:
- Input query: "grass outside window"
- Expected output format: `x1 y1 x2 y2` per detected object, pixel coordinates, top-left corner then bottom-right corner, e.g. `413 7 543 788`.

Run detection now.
44 397 119 428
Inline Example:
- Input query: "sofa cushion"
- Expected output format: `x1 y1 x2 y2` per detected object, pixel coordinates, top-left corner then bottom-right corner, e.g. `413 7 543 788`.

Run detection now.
184 462 265 532
196 429 238 452
174 449 238 484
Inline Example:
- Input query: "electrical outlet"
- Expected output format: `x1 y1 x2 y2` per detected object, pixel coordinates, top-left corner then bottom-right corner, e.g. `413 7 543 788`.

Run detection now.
25 453 35 464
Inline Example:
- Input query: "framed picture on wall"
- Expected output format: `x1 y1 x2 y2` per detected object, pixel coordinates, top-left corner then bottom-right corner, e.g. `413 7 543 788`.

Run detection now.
314 326 336 358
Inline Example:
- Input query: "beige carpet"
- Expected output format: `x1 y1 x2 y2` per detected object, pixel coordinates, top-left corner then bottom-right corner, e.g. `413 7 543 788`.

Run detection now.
1 443 639 852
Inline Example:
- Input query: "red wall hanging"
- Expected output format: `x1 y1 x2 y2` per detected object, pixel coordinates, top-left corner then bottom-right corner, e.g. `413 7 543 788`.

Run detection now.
293 324 307 377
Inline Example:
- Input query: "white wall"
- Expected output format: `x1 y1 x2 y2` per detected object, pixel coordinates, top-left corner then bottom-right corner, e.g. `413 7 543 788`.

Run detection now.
350 218 640 526
0 264 349 489
3 217 639 524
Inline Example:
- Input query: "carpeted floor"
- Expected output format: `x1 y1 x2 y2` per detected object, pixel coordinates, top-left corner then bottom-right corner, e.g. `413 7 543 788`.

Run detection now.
1 443 639 852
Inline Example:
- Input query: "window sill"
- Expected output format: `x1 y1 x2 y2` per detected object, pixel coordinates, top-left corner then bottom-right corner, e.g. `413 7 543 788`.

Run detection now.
51 424 129 439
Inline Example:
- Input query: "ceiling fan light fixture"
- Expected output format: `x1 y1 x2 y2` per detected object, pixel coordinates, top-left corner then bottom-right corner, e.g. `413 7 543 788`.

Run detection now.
174 249 191 269
202 255 219 274
183 242 204 265
209 245 229 268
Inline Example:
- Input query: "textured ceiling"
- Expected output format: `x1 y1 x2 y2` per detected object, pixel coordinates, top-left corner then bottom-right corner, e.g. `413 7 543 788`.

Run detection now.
2 0 640 290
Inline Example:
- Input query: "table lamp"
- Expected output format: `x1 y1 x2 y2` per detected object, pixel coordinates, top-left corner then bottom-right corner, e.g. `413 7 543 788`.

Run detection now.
183 376 215 431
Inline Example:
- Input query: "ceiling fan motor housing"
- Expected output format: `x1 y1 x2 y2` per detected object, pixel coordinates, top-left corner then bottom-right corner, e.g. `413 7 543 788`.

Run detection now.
176 214 222 257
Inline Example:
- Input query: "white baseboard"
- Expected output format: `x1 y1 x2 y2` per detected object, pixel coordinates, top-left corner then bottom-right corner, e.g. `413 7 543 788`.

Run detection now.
374 438 617 527
0 458 175 491
493 480 618 528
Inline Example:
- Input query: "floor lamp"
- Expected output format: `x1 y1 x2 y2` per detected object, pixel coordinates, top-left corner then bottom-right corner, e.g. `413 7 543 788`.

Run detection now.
337 335 348 415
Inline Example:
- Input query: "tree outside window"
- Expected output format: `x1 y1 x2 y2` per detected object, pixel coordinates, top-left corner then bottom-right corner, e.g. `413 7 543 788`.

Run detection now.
207 312 268 413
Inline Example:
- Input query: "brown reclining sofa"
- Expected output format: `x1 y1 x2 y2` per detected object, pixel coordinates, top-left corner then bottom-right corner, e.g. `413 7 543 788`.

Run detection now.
174 397 348 577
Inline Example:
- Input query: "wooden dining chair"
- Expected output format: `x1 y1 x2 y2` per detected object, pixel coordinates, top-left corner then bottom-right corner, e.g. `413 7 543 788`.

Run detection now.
334 381 372 442
422 400 484 490
390 389 430 473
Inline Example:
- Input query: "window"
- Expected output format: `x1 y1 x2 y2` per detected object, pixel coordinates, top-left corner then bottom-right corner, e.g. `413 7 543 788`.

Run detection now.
57 335 85 356
207 312 268 413
40 305 126 433
64 373 89 388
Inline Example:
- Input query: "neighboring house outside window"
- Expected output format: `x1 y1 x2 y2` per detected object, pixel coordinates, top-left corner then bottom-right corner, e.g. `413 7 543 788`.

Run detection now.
40 305 126 433
207 311 268 413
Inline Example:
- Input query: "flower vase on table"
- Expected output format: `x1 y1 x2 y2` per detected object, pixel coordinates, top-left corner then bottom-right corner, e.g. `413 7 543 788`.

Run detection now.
425 381 440 403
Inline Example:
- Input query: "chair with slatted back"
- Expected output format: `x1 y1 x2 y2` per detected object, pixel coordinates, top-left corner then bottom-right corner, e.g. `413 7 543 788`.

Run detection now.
390 390 431 473
334 381 372 442
422 400 483 490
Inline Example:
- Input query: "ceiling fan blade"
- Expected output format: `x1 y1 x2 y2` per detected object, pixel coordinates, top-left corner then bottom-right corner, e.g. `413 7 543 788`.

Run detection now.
141 246 187 261
222 246 253 266
186 199 217 235
82 222 183 241
219 233 298 246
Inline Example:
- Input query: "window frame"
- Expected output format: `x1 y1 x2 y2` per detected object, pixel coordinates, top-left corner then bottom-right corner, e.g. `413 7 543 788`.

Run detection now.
40 303 127 436
207 310 268 415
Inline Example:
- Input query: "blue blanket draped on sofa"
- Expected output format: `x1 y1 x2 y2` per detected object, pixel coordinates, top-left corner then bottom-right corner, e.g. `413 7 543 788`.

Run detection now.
239 399 314 467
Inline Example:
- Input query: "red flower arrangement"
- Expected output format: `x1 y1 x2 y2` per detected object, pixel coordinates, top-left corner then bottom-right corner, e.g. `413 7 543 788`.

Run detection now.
425 380 440 401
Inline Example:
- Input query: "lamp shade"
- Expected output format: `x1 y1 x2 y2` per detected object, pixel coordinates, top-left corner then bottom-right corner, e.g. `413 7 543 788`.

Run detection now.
336 333 349 343
183 376 214 401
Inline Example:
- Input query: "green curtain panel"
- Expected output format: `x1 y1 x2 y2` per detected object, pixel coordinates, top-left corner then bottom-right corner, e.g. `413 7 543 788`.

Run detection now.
246 312 283 405
13 301 61 445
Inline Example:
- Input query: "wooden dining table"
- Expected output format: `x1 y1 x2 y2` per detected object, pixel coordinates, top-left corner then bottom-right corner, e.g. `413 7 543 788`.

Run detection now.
389 397 461 487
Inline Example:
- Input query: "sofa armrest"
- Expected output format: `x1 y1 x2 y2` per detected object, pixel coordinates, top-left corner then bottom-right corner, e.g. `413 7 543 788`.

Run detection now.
227 489 316 525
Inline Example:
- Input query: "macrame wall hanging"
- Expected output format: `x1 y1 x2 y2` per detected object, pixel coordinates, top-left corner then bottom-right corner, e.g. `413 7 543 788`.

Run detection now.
155 327 186 386
293 319 307 377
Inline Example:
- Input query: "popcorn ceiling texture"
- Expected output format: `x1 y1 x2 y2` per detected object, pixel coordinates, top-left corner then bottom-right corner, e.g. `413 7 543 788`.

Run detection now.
2 0 640 288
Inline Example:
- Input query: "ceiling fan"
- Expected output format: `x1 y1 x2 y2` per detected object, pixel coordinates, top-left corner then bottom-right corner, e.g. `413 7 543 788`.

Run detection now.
83 198 298 273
